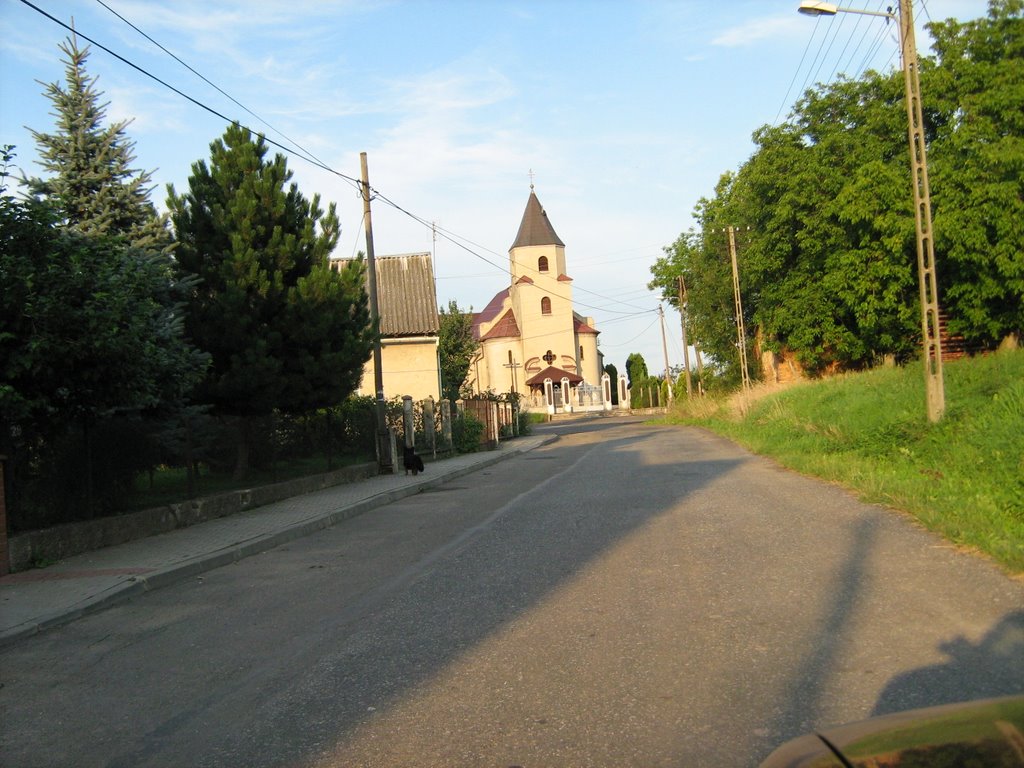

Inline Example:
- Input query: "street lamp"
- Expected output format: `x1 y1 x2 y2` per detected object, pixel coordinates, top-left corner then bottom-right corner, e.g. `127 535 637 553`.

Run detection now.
798 0 946 422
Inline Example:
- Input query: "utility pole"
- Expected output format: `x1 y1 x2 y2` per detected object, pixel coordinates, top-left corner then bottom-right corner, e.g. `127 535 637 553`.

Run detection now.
360 152 393 474
503 358 522 395
659 304 674 403
727 226 752 393
677 275 693 398
899 0 945 422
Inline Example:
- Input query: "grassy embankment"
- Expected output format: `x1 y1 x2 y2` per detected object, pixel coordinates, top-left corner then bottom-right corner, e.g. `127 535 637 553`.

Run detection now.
661 348 1024 574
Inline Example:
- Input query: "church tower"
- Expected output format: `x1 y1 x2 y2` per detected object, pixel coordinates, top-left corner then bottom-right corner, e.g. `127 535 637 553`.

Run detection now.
470 185 601 401
508 188 579 381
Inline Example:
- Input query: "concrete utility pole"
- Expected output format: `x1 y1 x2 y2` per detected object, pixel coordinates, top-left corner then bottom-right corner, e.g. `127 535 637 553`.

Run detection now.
659 304 674 402
797 0 945 422
898 0 945 422
728 226 752 392
360 152 393 474
677 276 693 398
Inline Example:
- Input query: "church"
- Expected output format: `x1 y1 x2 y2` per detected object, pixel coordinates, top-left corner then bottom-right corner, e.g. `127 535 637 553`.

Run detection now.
470 187 603 404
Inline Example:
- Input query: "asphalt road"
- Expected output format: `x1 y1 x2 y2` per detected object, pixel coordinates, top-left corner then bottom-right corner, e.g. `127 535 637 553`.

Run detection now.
1 418 1022 767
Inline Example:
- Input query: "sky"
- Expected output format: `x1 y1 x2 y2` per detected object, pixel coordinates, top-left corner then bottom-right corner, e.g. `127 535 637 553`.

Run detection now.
0 0 990 377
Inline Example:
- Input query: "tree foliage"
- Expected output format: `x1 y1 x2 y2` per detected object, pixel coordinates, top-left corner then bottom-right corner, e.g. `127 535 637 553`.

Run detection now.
1 154 201 432
438 300 479 403
25 35 169 250
1 148 208 522
625 353 648 388
649 0 1023 380
167 124 373 476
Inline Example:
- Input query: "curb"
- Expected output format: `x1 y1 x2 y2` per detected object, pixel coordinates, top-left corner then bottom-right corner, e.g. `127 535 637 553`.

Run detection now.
0 435 557 648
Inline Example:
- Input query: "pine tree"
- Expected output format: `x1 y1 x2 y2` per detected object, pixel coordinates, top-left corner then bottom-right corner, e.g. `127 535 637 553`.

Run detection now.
26 34 169 250
168 124 374 478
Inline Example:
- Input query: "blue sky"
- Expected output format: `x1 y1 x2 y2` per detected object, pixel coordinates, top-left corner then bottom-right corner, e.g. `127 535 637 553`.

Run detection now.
0 0 989 377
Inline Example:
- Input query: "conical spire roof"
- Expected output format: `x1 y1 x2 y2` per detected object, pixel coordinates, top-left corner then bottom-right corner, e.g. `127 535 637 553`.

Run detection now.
511 190 564 249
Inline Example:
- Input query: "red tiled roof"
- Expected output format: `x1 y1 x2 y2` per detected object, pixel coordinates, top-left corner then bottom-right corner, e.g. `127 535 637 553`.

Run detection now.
525 366 583 386
574 313 599 335
481 309 521 340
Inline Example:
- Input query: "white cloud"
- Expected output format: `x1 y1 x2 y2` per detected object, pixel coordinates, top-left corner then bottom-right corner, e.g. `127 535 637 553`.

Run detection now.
711 16 804 47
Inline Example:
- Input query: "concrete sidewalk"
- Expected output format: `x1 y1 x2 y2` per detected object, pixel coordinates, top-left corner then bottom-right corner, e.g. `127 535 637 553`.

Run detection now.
0 435 553 648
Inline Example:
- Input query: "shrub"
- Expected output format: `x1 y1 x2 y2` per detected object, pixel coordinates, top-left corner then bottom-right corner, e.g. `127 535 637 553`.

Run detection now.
452 413 485 454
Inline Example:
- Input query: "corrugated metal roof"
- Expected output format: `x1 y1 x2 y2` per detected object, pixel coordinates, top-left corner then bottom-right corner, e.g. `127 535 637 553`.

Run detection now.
334 253 439 337
511 191 565 249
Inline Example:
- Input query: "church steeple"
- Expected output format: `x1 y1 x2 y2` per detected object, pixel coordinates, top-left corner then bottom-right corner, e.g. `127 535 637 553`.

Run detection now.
511 190 565 250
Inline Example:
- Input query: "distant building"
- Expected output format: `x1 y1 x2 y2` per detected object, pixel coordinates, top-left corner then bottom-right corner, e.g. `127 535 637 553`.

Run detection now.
470 188 602 402
333 252 441 402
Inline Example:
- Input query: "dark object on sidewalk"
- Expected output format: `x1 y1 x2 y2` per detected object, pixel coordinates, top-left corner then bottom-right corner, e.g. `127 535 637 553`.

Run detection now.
403 446 425 475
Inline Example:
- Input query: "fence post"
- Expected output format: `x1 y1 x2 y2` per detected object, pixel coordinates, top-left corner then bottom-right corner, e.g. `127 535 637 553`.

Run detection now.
440 400 453 450
488 401 499 449
423 398 436 459
544 378 555 418
618 374 630 410
402 395 415 449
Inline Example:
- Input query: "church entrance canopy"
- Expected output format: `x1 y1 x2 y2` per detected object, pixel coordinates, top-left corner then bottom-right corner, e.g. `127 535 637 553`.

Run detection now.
525 366 583 389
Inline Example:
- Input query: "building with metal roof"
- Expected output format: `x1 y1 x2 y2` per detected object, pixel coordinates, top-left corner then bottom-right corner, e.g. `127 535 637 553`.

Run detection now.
333 252 441 402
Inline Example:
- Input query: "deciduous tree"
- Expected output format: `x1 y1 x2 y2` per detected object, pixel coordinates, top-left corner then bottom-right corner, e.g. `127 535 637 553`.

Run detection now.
438 300 479 403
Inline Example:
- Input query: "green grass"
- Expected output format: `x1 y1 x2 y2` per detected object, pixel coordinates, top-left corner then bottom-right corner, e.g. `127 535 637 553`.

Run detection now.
662 348 1024 574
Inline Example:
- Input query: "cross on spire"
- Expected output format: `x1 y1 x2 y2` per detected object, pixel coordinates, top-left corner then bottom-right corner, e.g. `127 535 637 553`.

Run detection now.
528 168 535 191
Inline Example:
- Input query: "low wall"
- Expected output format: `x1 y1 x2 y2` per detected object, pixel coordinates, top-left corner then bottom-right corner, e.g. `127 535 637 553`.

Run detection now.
7 461 377 573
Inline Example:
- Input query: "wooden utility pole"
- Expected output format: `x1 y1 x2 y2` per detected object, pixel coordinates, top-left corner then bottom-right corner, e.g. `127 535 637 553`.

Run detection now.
659 304 673 402
677 276 693 398
360 152 393 474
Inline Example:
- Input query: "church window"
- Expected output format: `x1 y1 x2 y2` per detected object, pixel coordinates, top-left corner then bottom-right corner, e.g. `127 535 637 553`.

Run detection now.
538 255 549 273
580 345 584 361
508 350 513 364
541 296 551 315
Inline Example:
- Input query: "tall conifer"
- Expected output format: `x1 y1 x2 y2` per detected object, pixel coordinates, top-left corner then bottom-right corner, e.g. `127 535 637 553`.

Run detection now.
27 34 169 250
168 124 374 478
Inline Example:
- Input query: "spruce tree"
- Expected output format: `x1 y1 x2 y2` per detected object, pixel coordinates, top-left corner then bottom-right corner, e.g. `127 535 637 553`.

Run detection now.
168 124 374 478
26 34 169 250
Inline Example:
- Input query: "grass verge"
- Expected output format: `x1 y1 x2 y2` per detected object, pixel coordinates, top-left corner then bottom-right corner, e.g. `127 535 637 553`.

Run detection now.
661 348 1024 574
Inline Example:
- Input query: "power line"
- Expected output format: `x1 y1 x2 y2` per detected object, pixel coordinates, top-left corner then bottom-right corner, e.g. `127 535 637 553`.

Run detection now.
17 0 362 191
21 0 655 324
93 0 329 173
774 16 824 125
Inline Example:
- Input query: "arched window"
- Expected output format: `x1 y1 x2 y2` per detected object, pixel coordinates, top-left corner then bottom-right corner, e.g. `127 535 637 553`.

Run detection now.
580 345 585 361
538 255 549 273
507 349 513 364
541 296 552 315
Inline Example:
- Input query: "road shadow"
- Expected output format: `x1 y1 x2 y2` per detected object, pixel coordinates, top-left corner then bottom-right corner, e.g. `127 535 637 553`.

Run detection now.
228 422 746 764
872 610 1024 716
759 516 878 750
